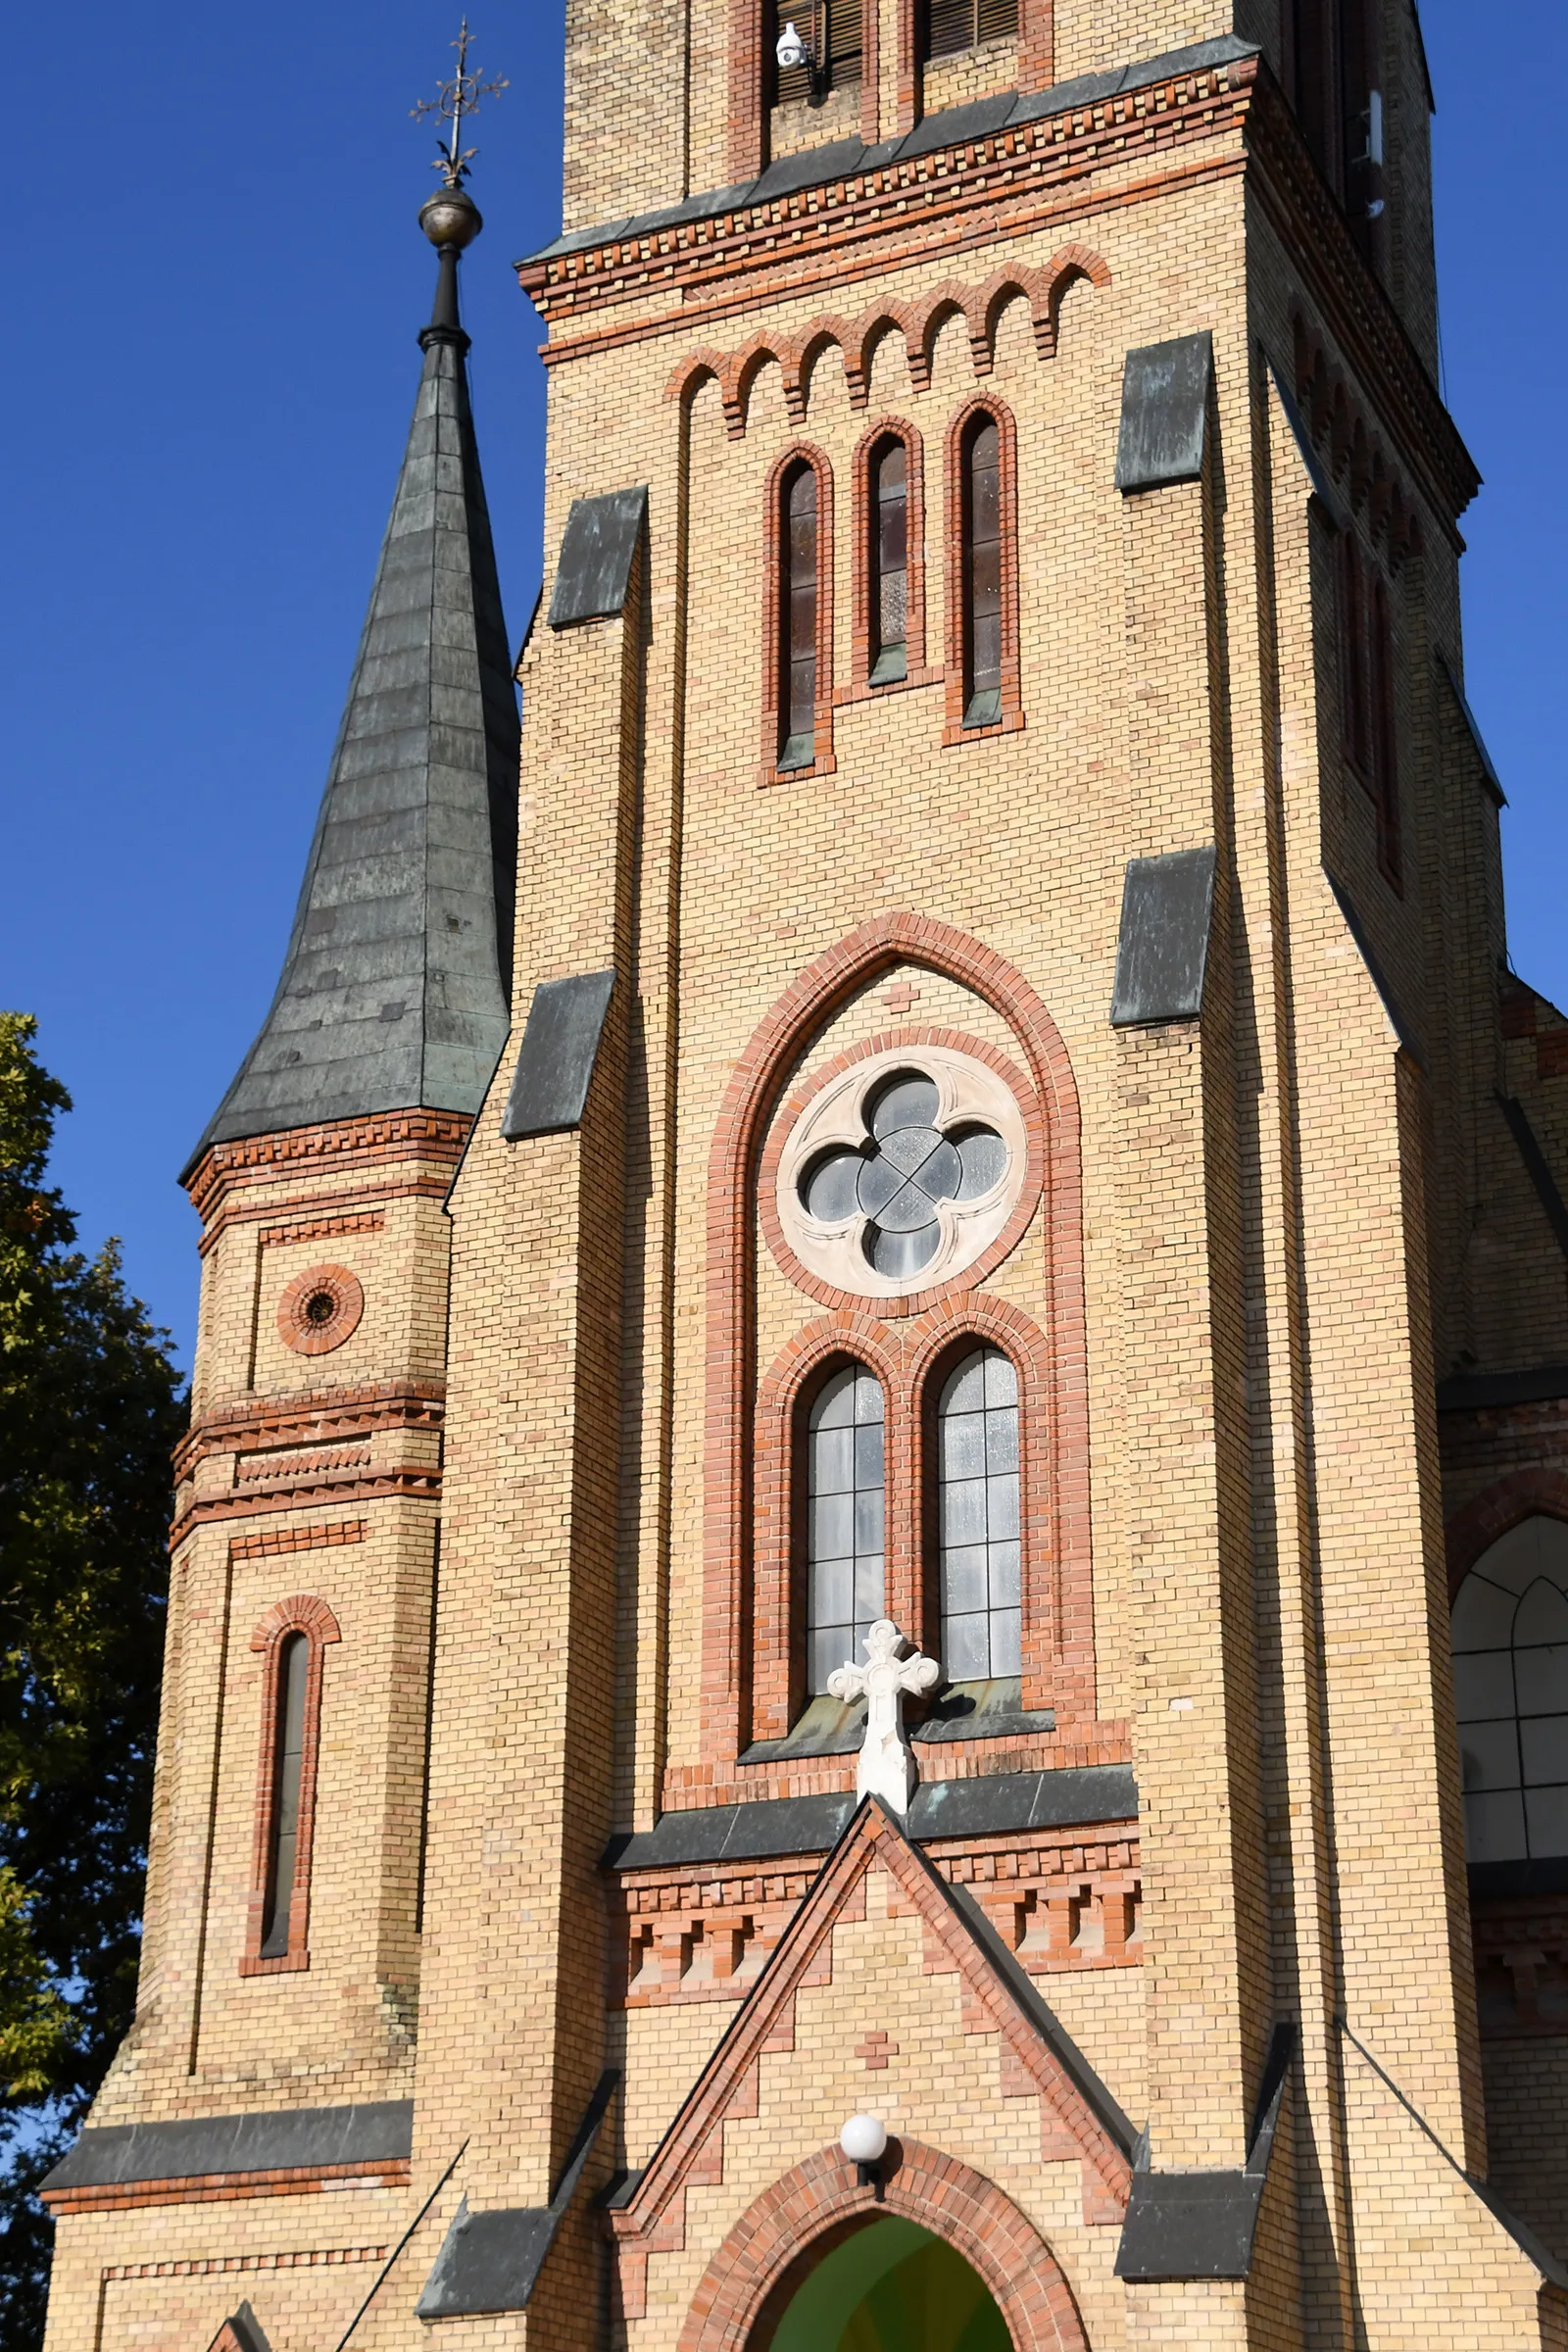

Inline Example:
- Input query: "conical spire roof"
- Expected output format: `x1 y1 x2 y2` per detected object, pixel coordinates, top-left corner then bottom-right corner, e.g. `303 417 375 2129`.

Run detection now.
187 209 517 1172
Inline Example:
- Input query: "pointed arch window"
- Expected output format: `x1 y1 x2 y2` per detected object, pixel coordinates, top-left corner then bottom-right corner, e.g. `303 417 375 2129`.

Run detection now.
870 438 908 685
935 1345 1021 1679
1451 1517 1568 1864
768 450 833 778
805 1365 886 1692
242 1594 340 1975
945 403 1019 742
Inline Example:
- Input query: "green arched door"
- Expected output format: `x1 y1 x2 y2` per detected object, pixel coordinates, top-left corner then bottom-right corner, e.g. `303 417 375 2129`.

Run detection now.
766 2216 1012 2352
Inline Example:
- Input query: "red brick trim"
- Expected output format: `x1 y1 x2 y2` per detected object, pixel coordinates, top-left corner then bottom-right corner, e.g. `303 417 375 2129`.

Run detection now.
897 0 921 130
701 914 1087 1761
258 1209 386 1251
665 254 1108 441
728 0 766 180
1017 0 1054 91
674 2141 1092 2352
41 2158 409 2218
758 1027 1043 1314
184 1110 469 1223
1446 1476 1568 1600
748 1286 1090 1738
943 395 1023 745
240 1596 341 1976
608 1799 1127 2320
175 1384 445 1482
275 1264 364 1357
760 442 837 786
227 1521 367 1562
845 418 934 700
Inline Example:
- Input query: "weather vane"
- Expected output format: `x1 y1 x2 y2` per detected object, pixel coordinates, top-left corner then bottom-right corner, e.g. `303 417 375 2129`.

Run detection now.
411 19 508 189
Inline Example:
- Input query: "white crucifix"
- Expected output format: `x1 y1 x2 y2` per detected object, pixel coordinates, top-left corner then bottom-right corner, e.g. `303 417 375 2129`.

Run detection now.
828 1619 941 1817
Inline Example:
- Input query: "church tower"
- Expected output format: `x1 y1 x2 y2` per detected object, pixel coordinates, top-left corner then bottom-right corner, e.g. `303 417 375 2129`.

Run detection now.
40 0 1568 2344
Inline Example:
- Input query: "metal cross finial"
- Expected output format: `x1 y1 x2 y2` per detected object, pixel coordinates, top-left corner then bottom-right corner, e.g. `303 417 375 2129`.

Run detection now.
411 19 509 188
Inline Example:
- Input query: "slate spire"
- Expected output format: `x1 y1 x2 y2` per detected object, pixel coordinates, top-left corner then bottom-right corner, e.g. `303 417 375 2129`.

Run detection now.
188 183 517 1169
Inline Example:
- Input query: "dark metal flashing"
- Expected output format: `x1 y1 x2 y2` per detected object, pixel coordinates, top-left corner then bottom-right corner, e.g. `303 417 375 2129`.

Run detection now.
1325 875 1422 1064
40 2100 413 2194
741 1679 1055 1762
1110 846 1217 1027
548 487 649 628
514 37 1258 265
602 1765 1138 1872
944 1877 1138 2157
1437 1363 1568 1413
416 2075 617 2318
184 254 517 1175
217 2304 271 2352
1114 2025 1294 2280
1337 2018 1568 2289
1267 360 1344 522
500 970 616 1139
1438 654 1507 806
1470 1854 1568 1900
1498 1095 1568 1262
1114 332 1213 493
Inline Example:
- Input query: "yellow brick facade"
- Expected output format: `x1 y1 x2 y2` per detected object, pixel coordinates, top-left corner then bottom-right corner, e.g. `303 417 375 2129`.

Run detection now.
40 0 1568 2343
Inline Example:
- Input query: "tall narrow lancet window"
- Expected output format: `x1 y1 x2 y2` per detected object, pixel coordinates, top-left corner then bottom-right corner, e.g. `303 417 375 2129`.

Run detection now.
780 462 819 770
1368 572 1402 886
937 1347 1021 1680
806 1366 885 1691
261 1632 310 1959
869 439 908 685
960 416 1003 727
1450 1518 1568 1864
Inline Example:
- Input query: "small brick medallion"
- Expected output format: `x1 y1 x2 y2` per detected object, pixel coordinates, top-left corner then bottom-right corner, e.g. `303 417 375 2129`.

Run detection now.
276 1264 365 1356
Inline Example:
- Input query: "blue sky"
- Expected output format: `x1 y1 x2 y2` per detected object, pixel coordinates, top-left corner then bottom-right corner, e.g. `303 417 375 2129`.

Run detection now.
2 1 1563 1368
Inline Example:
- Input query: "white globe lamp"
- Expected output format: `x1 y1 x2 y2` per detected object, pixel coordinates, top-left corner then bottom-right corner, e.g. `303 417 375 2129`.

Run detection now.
840 2113 888 2164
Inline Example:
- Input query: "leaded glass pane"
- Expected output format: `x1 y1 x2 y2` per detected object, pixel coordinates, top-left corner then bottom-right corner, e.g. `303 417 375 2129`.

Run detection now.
1451 1518 1568 1860
936 1343 1024 1683
806 1364 885 1693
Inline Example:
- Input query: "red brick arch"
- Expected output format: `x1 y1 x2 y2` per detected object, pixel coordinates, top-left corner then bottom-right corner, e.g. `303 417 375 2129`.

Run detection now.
698 912 1087 1767
677 2140 1091 2352
1445 1475 1568 1599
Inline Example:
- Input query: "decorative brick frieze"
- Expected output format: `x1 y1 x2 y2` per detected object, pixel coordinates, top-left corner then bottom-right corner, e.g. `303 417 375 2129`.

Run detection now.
102 2246 389 2280
664 250 1109 440
171 1385 446 1544
1292 316 1423 566
197 1181 445 1257
258 1209 386 1251
611 1824 1141 2006
1472 1898 1568 2039
225 1520 368 1562
520 67 1247 342
184 1110 469 1227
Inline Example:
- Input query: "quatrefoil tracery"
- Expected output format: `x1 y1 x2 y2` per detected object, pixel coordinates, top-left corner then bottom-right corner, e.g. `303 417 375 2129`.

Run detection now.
773 1043 1032 1301
802 1072 1005 1280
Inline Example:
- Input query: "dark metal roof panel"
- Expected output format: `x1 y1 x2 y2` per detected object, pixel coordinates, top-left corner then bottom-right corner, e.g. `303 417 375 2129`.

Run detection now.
548 487 649 627
1110 846 1217 1026
184 289 517 1177
1115 331 1213 493
41 2100 414 2192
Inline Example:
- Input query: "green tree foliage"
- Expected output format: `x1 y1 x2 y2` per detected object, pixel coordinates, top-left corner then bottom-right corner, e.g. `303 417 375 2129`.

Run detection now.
0 1014 185 2346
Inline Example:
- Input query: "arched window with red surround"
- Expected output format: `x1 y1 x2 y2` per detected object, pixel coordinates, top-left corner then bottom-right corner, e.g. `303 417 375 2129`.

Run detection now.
852 421 926 700
765 447 834 780
933 1342 1021 1682
242 1595 340 1976
803 1361 887 1693
945 401 1020 743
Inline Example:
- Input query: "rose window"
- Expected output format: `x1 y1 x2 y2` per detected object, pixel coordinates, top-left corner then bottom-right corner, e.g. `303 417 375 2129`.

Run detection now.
773 1043 1032 1299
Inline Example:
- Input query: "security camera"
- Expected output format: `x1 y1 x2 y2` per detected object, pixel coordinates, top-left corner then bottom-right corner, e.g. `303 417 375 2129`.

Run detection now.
776 20 808 70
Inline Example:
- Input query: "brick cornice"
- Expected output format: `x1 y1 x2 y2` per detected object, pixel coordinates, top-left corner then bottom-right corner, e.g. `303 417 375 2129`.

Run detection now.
184 1111 470 1226
519 53 1475 533
518 56 1254 340
174 1382 446 1481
